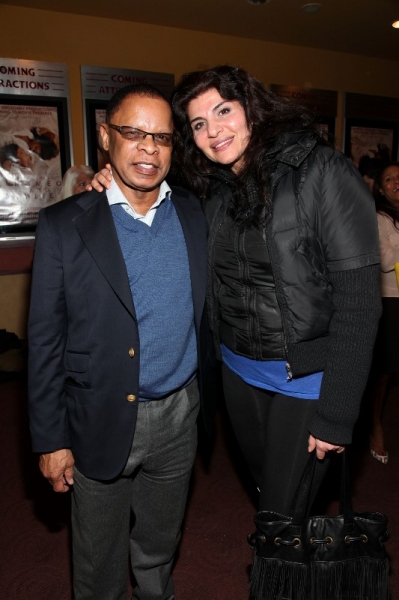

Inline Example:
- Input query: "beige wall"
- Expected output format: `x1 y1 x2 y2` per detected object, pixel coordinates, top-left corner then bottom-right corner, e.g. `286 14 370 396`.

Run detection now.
0 3 398 338
1 4 399 164
0 274 31 339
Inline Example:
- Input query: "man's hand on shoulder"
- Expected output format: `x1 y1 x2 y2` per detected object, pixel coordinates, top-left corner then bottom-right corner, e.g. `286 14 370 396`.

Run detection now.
39 448 75 493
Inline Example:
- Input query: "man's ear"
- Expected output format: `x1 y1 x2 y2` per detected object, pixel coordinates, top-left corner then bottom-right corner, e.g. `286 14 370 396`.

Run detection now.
99 123 110 152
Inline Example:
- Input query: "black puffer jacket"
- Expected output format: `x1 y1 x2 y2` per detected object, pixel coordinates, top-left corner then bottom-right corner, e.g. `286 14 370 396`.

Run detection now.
205 131 382 444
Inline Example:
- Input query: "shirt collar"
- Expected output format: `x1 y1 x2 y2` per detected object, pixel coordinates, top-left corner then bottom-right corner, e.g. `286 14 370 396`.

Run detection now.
106 178 172 216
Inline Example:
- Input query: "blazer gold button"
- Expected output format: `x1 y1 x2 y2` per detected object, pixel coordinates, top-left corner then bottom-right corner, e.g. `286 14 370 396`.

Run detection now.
126 394 136 402
128 348 135 358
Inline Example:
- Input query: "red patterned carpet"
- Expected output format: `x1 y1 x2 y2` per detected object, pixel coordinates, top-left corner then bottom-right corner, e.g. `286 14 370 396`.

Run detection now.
1 377 398 599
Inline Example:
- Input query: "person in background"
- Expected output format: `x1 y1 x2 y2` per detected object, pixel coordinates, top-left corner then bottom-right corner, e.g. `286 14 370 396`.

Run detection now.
358 155 387 193
58 164 95 200
28 83 215 600
369 162 399 464
91 65 382 517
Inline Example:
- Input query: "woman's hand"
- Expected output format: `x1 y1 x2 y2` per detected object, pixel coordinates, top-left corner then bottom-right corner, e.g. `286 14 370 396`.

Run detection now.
308 434 345 460
86 163 113 192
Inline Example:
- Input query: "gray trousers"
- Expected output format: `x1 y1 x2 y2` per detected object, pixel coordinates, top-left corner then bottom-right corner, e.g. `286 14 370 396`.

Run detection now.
71 379 200 600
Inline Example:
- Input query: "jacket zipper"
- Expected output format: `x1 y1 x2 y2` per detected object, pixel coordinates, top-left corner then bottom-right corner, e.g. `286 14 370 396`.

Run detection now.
286 361 293 381
265 170 293 381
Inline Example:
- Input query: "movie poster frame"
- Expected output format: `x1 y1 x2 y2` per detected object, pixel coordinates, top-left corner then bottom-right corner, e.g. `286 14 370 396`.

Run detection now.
0 94 71 235
269 84 337 145
84 98 108 173
344 117 399 167
317 116 336 144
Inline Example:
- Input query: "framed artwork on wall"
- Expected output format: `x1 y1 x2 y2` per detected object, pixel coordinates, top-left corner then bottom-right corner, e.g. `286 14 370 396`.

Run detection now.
270 85 338 144
344 118 398 168
317 117 336 143
0 95 71 234
84 99 109 173
0 58 71 238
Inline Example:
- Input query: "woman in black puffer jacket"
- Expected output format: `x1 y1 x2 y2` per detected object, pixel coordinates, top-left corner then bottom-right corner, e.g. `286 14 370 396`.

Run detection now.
171 65 381 513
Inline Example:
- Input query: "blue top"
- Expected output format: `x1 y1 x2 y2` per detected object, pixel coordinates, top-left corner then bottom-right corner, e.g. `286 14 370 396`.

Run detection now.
221 343 323 399
111 198 197 399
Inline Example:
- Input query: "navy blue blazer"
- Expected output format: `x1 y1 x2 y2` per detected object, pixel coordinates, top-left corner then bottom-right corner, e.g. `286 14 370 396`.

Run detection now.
28 186 215 480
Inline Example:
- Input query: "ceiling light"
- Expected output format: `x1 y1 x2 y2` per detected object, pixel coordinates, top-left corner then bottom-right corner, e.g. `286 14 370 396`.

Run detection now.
392 21 399 29
300 3 323 13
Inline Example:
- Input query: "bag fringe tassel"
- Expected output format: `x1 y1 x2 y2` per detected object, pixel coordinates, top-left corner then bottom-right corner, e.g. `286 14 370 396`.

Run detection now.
310 556 390 600
250 554 389 600
250 555 307 600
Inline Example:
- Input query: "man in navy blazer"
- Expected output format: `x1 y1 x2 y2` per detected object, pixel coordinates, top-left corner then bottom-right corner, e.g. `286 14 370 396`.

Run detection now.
28 84 213 600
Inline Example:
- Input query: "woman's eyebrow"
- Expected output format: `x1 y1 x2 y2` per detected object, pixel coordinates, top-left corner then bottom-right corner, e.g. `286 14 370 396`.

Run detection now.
190 101 228 124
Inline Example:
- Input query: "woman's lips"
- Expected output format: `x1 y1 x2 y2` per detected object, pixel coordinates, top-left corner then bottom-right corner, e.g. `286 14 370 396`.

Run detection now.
211 137 234 152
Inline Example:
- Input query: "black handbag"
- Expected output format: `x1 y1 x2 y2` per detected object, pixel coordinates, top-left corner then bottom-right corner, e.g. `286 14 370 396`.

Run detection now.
247 451 389 600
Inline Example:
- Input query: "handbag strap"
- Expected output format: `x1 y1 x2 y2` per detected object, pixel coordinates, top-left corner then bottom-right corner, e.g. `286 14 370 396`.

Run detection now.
290 450 355 528
289 450 317 525
340 451 355 524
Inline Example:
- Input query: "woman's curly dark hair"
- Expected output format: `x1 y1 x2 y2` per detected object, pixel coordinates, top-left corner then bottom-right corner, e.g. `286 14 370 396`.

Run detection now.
374 162 399 230
171 65 320 226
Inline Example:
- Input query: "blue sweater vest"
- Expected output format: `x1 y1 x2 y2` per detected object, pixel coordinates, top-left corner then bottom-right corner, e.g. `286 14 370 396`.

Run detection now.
111 199 197 398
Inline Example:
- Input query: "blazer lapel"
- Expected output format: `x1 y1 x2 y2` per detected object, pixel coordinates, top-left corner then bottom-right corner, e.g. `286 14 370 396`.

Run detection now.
73 191 136 320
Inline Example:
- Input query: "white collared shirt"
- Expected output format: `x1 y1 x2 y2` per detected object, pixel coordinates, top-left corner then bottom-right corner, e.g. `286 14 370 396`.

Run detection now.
106 178 172 227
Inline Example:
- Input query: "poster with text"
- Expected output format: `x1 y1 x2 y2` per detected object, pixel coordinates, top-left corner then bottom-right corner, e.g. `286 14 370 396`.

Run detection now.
348 125 394 167
95 108 109 171
0 103 62 226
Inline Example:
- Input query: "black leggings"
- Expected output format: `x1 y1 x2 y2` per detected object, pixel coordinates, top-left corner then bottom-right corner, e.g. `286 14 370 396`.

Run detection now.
222 364 330 514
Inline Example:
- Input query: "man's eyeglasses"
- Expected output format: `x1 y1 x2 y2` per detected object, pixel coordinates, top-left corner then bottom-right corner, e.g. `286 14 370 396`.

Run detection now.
107 124 173 147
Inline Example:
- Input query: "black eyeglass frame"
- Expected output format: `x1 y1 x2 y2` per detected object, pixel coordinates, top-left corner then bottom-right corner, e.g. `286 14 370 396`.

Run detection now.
107 124 174 146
